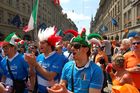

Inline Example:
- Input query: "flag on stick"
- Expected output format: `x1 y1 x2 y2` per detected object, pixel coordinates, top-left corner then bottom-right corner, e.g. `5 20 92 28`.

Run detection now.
111 18 118 26
11 15 21 28
56 29 63 36
54 0 60 5
23 0 39 32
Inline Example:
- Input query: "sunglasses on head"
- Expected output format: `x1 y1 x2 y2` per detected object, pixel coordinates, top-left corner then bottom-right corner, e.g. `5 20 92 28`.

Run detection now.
71 43 87 49
2 45 11 50
132 41 140 45
116 58 124 63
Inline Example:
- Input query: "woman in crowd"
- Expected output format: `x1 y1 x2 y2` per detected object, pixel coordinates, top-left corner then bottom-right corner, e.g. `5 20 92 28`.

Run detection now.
106 54 139 93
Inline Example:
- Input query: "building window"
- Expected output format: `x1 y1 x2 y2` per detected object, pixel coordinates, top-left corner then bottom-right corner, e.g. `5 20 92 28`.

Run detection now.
128 10 132 27
124 0 126 8
137 4 140 16
124 9 132 28
7 0 12 6
115 5 117 15
124 0 131 8
118 17 120 29
27 5 31 14
127 0 131 5
16 0 20 11
0 9 3 23
124 13 127 28
7 12 14 25
118 1 120 13
22 3 26 12
128 10 131 20
137 4 140 24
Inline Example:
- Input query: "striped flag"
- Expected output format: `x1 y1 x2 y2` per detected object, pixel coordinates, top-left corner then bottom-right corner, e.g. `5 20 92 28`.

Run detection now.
54 0 60 5
23 0 39 32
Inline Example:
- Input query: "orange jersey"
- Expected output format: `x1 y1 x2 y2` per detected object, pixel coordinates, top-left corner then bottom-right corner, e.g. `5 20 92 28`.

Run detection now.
113 79 121 86
124 51 140 68
112 84 139 93
124 51 140 89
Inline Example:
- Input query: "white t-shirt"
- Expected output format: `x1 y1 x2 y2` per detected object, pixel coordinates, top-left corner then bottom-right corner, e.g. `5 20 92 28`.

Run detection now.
103 40 112 55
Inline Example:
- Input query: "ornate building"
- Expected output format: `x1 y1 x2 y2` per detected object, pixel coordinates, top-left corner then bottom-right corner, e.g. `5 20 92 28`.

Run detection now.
89 16 94 33
93 0 140 40
0 0 77 40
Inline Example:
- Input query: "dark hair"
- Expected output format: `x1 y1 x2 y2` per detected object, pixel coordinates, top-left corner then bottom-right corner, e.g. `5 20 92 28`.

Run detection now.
103 35 107 40
100 46 105 51
116 42 120 47
34 46 38 49
9 44 15 47
0 49 2 53
46 41 55 51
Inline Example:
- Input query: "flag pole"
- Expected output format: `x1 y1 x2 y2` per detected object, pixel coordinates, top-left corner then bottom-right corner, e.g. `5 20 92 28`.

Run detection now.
32 0 35 41
34 0 39 42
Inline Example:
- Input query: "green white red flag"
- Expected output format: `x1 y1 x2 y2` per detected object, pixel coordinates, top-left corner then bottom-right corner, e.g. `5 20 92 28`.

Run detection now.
23 0 39 32
54 0 60 5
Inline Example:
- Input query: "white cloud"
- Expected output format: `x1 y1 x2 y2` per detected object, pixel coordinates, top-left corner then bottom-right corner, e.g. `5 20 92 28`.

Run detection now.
62 10 91 34
62 10 90 21
60 0 70 4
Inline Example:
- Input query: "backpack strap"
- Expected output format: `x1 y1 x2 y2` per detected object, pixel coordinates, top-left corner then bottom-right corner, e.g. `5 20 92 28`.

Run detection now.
71 63 74 92
6 59 15 81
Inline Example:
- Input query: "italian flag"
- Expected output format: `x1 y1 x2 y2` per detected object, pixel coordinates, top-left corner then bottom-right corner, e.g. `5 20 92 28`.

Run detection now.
54 0 60 5
4 32 20 45
23 0 39 32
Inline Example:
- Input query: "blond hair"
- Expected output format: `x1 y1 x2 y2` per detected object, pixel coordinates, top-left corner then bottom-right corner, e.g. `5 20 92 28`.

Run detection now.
121 38 131 46
112 54 124 67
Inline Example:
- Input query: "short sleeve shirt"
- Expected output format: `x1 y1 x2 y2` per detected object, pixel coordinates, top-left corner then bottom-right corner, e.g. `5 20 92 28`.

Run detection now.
0 54 29 81
61 60 104 93
36 52 67 93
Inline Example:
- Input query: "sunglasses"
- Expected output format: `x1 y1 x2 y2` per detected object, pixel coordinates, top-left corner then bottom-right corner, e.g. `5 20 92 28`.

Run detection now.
2 45 11 50
132 41 140 45
115 58 124 63
71 43 87 49
31 47 35 49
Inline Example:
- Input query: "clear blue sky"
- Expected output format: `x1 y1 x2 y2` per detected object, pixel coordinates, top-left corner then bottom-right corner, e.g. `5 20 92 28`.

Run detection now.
60 0 100 34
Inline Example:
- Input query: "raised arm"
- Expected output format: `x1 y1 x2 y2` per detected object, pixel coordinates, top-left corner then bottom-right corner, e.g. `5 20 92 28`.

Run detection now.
24 53 57 81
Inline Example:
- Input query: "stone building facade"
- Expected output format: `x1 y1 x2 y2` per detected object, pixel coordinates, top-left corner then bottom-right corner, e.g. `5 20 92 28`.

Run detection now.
93 0 140 40
0 0 77 40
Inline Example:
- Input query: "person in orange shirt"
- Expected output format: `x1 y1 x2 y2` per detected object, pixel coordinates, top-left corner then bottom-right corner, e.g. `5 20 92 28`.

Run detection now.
107 54 134 86
124 36 140 90
106 54 139 93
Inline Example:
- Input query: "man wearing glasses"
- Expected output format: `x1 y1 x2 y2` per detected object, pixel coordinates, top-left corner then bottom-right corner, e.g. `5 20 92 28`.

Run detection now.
124 36 140 90
0 33 29 93
48 31 104 93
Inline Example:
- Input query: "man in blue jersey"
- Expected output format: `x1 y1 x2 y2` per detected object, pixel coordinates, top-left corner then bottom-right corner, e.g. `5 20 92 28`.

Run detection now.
0 32 29 93
0 48 4 81
24 27 68 93
47 29 104 93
